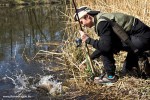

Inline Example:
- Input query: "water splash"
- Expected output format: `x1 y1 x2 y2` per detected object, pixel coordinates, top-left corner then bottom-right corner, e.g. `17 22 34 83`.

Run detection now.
2 69 30 94
13 41 19 59
37 75 62 95
2 69 62 96
0 56 62 97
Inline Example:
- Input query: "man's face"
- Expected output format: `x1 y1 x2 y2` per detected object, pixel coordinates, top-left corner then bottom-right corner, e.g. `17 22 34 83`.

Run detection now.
79 14 93 28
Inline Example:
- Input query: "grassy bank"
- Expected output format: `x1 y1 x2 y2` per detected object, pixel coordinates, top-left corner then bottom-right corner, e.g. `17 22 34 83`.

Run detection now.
0 0 68 6
60 0 150 99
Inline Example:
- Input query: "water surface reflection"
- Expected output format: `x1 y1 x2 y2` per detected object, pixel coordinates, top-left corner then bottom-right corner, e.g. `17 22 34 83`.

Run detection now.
0 5 66 98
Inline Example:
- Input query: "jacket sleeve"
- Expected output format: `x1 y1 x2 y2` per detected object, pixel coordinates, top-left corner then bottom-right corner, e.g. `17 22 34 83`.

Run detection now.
86 21 113 58
90 49 101 60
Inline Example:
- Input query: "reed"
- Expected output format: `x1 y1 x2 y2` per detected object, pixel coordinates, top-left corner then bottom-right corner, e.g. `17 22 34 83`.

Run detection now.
61 0 150 99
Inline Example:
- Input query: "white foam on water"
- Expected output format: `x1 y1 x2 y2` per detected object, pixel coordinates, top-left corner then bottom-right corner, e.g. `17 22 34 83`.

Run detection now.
3 69 30 94
2 68 62 96
37 75 62 94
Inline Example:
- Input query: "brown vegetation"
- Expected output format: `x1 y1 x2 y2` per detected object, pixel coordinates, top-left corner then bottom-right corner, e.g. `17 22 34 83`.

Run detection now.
60 0 150 99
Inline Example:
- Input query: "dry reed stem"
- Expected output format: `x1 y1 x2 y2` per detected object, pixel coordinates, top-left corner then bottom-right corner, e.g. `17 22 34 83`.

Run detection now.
31 50 62 60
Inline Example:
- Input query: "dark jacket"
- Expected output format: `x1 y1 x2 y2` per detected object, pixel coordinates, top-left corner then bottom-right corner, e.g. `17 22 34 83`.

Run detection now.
86 13 150 60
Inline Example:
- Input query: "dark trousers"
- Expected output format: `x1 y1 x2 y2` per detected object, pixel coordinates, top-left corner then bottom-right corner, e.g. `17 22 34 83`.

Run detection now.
101 18 150 76
101 53 116 76
131 18 150 52
122 52 139 74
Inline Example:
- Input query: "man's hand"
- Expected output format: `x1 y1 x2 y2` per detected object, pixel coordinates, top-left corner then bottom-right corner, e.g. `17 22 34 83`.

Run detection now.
79 30 89 42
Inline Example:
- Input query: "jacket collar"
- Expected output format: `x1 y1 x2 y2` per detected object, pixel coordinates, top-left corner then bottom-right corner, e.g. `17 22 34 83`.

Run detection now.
94 12 103 32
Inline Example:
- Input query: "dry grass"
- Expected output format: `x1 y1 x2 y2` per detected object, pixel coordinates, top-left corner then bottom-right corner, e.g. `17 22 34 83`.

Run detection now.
63 0 150 78
60 0 150 99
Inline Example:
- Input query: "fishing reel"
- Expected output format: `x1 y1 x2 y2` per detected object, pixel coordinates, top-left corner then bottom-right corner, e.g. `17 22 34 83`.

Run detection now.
75 38 82 47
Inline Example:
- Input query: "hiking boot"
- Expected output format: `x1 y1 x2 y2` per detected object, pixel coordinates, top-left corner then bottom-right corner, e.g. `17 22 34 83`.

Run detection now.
94 74 119 84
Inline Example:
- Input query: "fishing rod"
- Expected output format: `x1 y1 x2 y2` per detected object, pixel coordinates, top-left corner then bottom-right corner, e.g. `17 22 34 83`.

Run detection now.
72 0 95 75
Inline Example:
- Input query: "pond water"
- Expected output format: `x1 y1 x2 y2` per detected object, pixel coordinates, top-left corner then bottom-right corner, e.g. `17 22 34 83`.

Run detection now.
0 5 66 99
